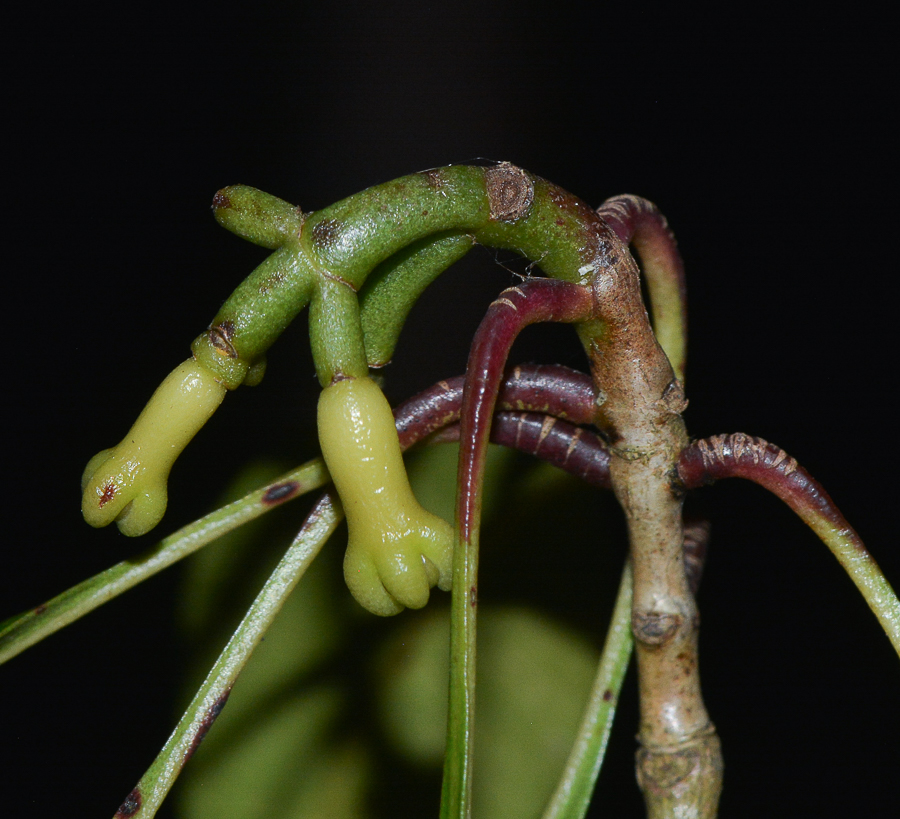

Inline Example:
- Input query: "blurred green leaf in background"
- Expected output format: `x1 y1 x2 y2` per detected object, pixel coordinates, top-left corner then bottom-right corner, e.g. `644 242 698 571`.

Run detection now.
174 442 617 819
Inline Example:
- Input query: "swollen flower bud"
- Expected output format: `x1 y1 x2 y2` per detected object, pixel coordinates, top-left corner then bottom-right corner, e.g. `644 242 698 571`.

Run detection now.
317 376 453 616
81 359 226 536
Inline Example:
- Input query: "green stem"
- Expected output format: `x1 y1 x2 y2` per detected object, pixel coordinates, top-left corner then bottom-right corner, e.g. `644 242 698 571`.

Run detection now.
112 494 341 819
308 274 370 385
299 166 490 289
812 518 900 655
201 164 625 394
359 232 474 367
542 563 634 819
212 184 304 249
191 246 316 390
440 526 477 819
0 459 329 666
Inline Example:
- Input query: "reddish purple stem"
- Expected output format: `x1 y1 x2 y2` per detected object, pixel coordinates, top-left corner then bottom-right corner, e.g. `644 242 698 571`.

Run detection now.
393 363 596 449
596 194 688 379
596 195 685 307
457 278 594 542
596 194 675 246
677 432 863 552
683 517 710 595
494 411 610 487
430 411 706 593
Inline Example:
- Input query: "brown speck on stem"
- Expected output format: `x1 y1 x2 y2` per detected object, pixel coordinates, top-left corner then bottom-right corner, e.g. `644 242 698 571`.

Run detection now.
319 269 358 292
329 371 353 386
211 189 231 210
209 321 238 359
311 218 343 248
632 611 683 646
258 268 286 295
261 481 301 506
469 586 477 608
114 787 142 818
185 689 232 762
419 167 446 190
659 379 688 414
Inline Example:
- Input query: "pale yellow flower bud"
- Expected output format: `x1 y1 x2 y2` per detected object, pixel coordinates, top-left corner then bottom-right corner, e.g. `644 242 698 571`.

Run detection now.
81 359 226 536
317 376 453 616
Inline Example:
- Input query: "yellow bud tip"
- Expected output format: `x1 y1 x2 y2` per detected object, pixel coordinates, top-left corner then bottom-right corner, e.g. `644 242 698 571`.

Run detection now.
81 359 226 536
318 377 453 616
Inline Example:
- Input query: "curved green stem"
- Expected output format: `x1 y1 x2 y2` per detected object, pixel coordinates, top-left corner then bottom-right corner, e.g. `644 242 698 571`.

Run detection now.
359 232 474 367
203 164 629 393
298 166 490 289
112 494 341 819
212 185 304 249
1 458 329 665
191 246 316 390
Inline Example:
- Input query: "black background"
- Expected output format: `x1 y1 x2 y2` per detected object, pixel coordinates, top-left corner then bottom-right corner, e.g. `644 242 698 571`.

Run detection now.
3 3 899 817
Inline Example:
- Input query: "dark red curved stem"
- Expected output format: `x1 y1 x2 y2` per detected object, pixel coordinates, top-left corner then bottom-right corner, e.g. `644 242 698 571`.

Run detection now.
394 363 596 449
596 194 677 248
677 432 849 532
490 411 611 487
443 410 612 488
445 279 595 810
457 278 594 543
428 408 706 592
596 194 687 381
677 432 900 653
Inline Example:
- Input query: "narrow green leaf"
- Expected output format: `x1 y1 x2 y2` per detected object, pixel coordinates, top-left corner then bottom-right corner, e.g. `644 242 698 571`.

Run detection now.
542 564 634 819
0 458 329 665
113 495 341 819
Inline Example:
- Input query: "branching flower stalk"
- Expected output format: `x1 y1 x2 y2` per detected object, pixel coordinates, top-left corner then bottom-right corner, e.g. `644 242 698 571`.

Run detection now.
1 162 894 819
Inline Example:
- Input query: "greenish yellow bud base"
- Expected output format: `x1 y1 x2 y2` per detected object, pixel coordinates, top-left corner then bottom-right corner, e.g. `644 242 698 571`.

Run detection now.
317 376 453 616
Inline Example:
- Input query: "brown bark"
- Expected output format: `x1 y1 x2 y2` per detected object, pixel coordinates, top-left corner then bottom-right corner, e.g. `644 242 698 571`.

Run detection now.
583 225 722 817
